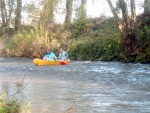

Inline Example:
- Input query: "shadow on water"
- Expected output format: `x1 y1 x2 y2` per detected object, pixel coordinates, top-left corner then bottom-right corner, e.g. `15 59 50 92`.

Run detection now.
0 58 150 113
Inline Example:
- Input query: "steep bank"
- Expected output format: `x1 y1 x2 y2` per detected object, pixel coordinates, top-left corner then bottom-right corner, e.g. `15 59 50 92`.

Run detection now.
68 15 150 63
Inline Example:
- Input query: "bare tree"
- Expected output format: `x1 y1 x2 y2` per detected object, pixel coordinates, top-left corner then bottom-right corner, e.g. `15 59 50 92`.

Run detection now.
0 0 14 28
38 0 59 26
106 0 122 32
65 0 73 24
106 0 139 55
15 0 22 30
131 0 138 38
0 0 6 27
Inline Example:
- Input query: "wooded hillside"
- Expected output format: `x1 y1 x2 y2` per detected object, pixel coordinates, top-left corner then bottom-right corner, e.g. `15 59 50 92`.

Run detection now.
0 0 149 63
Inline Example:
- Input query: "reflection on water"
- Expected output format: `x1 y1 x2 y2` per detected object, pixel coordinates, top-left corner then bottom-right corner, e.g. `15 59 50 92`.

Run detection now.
0 58 150 113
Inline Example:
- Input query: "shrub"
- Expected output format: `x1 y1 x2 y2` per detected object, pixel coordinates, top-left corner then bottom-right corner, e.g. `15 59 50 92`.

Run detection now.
69 37 122 61
4 24 71 58
0 93 20 113
68 18 122 61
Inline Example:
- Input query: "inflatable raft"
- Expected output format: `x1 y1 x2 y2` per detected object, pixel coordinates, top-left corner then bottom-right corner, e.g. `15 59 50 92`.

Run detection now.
33 58 71 66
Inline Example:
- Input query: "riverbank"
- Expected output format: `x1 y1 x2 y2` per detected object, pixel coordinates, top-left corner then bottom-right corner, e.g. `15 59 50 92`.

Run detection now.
68 15 150 63
0 39 4 55
0 15 149 63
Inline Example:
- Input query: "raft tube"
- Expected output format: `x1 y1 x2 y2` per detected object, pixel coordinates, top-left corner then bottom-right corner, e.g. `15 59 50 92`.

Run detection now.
33 58 71 66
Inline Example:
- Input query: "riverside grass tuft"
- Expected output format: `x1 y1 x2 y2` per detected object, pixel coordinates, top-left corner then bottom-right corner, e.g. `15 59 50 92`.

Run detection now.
0 93 21 113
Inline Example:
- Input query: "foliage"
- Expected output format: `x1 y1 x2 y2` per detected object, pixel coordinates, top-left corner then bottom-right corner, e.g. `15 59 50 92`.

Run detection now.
69 18 122 61
4 24 71 58
68 15 150 63
136 15 150 63
71 3 89 38
0 93 20 113
5 30 36 57
69 37 122 61
138 15 150 43
0 0 149 63
0 0 15 28
25 0 59 26
71 18 89 38
106 0 139 56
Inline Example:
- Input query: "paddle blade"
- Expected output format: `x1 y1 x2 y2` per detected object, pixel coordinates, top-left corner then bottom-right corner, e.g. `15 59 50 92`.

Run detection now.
60 61 67 65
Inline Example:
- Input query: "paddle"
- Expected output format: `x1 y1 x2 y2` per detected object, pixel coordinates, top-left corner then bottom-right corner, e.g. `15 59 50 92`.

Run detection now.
60 61 67 65
55 60 67 65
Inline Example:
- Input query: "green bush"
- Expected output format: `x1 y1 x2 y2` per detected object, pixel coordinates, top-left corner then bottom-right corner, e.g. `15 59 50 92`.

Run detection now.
69 18 122 61
139 25 150 43
5 30 36 57
0 93 20 113
136 17 150 63
71 18 89 38
69 37 122 61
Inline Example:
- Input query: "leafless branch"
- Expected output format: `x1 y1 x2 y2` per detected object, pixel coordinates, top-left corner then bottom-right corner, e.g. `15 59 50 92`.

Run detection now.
10 75 33 96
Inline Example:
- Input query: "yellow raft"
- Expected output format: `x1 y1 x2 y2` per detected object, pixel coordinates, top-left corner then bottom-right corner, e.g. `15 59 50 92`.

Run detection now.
33 58 71 66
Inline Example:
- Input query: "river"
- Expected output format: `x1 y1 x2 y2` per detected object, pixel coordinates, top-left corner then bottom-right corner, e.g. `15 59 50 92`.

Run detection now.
0 58 150 113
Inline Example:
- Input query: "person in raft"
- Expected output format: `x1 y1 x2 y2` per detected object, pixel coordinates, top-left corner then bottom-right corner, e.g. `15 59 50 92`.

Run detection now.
43 49 57 60
58 47 69 60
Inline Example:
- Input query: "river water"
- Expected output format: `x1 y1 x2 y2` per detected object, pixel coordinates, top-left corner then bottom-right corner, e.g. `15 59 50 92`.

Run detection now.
0 58 150 113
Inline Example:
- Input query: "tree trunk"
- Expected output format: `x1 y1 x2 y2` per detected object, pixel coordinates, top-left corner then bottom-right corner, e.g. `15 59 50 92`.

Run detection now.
81 0 87 18
106 0 139 55
119 0 130 32
106 0 122 32
144 0 150 15
47 0 54 23
42 0 58 25
0 0 14 28
119 0 138 55
65 0 73 24
15 0 22 31
131 0 138 38
7 0 14 25
0 0 6 27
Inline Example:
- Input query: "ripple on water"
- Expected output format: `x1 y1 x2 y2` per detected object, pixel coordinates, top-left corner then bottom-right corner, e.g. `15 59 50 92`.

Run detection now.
0 59 150 113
